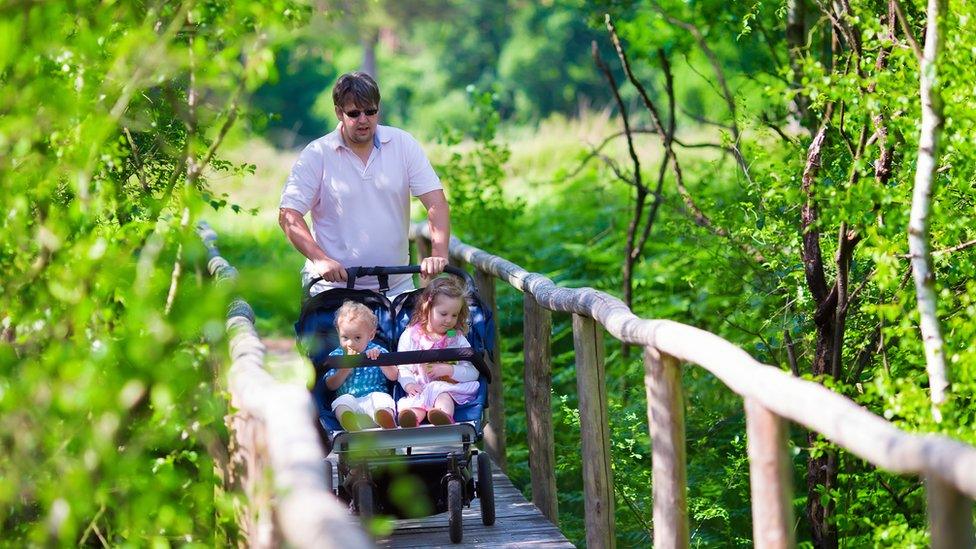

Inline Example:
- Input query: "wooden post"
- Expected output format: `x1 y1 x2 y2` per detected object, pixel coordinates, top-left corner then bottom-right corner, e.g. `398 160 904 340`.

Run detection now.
572 314 615 548
744 398 796 549
926 475 975 549
524 293 558 525
644 346 689 549
474 268 507 473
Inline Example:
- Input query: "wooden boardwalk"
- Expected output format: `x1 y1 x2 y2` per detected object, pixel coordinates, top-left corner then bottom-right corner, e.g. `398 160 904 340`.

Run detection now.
264 338 573 547
381 466 573 548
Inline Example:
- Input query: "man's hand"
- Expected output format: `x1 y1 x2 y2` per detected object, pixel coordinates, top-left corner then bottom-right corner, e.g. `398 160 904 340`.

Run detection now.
420 255 448 278
365 347 381 360
312 257 347 283
405 383 422 396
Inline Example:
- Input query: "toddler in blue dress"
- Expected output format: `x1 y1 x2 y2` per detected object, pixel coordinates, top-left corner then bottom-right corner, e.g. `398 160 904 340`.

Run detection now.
323 301 398 430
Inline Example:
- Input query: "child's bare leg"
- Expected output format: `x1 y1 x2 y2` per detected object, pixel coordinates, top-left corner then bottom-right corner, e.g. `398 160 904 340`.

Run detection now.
427 394 455 425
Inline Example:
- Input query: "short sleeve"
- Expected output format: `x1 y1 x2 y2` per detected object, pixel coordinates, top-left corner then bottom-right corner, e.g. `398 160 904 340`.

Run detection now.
279 141 324 214
403 133 442 197
323 347 343 380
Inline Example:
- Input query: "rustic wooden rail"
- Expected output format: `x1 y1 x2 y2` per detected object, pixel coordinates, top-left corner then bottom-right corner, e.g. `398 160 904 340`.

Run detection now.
410 223 976 549
198 222 371 549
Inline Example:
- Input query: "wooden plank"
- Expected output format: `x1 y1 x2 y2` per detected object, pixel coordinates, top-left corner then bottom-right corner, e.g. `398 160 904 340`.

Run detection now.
383 465 574 548
572 314 615 548
474 268 508 473
523 293 559 525
744 398 795 549
645 347 688 549
926 474 975 549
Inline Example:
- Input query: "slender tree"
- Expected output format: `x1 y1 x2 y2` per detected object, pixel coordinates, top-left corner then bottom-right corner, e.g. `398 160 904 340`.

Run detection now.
908 0 950 419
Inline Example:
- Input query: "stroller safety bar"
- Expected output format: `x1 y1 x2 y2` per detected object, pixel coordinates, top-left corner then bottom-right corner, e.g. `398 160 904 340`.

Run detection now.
322 347 492 382
332 422 478 452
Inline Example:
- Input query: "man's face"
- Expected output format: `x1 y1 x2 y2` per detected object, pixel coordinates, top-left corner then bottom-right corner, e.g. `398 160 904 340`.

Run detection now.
335 100 379 147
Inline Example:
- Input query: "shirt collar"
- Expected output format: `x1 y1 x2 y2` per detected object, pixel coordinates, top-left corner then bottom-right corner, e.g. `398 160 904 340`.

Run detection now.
326 123 392 151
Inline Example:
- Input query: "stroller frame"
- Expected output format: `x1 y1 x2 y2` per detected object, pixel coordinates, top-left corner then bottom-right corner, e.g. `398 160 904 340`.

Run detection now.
295 265 497 543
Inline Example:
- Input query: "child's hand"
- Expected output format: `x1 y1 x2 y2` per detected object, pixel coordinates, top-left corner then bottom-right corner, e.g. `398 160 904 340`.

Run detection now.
426 363 454 380
365 347 381 360
405 383 422 396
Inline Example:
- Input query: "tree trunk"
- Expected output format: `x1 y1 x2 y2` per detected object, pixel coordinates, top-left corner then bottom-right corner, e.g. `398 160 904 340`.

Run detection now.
909 0 949 419
800 118 839 548
360 29 378 78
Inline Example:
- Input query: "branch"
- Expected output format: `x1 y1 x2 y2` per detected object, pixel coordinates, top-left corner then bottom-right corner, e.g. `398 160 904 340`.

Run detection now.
607 16 764 264
892 0 925 62
652 4 740 142
123 127 149 192
593 39 648 311
562 128 660 182
760 112 799 145
605 15 667 139
591 41 644 193
932 238 976 256
164 208 191 315
784 328 800 376
679 105 734 132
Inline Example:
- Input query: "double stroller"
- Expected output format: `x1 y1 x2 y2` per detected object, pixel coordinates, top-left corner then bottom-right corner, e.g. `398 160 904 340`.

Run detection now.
295 265 497 543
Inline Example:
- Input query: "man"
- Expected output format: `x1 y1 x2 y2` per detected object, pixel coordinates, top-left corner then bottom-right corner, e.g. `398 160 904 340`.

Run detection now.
278 72 450 296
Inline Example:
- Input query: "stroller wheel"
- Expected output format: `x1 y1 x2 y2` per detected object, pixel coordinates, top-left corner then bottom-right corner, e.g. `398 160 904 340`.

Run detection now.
323 459 334 495
355 480 374 521
448 478 463 543
477 452 496 526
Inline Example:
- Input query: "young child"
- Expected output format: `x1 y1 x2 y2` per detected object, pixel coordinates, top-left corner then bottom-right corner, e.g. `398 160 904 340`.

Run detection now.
396 276 480 427
324 301 398 431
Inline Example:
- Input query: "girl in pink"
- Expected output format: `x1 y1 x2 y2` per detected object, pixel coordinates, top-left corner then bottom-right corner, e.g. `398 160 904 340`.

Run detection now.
397 276 480 427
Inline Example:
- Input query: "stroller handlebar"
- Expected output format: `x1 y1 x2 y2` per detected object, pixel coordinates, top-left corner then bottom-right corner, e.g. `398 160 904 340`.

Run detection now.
304 264 474 297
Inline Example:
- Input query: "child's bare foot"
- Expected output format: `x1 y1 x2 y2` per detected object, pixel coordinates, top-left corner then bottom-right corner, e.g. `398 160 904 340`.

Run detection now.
427 408 454 426
375 408 396 429
398 409 418 428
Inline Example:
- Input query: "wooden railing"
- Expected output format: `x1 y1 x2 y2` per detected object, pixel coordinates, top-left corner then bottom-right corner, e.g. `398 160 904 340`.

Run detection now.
198 223 371 549
411 223 976 549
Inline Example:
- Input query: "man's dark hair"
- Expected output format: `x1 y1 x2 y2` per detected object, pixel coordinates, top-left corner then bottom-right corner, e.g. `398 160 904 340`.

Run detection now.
332 72 381 108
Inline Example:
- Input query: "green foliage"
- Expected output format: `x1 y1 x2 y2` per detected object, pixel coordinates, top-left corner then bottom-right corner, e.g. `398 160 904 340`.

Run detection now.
433 90 524 251
0 1 307 544
479 0 976 546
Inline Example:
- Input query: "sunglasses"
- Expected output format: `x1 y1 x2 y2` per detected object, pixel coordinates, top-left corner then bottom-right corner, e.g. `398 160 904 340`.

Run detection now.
343 108 378 119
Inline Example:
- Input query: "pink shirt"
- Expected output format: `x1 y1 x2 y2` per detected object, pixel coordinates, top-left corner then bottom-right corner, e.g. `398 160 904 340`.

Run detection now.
280 124 442 294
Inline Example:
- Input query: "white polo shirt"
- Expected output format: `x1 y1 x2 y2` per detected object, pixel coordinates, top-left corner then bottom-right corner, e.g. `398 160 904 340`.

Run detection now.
279 124 442 295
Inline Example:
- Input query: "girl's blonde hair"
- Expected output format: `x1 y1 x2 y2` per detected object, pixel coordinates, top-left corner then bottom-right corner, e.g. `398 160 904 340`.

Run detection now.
335 301 378 331
411 276 469 333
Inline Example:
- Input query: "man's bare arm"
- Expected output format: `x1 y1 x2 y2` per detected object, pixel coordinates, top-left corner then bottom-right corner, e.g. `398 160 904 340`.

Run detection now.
417 189 450 277
278 207 347 282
